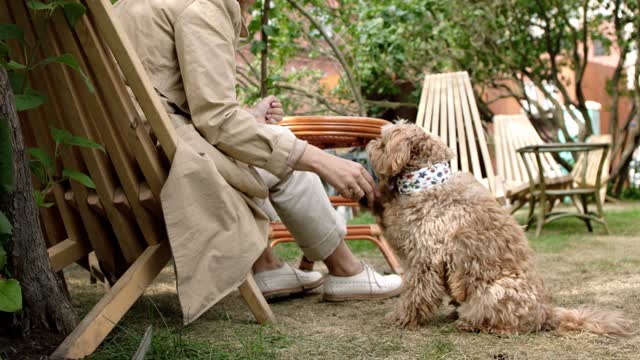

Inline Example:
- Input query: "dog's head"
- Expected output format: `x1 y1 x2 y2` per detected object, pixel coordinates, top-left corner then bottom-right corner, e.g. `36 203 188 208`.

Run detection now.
367 122 454 179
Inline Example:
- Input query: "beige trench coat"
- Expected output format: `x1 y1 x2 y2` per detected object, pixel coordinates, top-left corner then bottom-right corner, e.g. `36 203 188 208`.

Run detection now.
114 0 303 324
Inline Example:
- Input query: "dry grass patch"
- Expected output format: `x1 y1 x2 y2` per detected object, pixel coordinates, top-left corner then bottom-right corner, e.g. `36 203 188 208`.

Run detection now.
66 201 640 359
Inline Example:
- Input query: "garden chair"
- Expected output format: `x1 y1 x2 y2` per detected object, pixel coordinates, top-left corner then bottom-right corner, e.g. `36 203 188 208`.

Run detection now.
415 72 505 202
271 116 404 275
517 141 611 237
494 114 573 212
3 0 273 358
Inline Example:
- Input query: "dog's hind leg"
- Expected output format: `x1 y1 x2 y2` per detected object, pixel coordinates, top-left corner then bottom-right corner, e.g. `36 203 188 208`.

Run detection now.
385 264 446 329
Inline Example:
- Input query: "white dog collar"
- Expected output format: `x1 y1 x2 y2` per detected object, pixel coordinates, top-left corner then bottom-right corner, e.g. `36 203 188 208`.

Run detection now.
396 162 451 195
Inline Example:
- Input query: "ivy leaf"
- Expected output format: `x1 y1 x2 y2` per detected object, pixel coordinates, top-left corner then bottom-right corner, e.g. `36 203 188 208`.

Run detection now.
39 54 94 92
0 279 22 313
14 88 46 111
33 191 54 208
26 1 52 11
29 160 47 185
0 24 24 45
65 136 105 152
262 24 278 37
0 211 11 237
8 72 26 94
62 2 87 27
250 40 266 55
0 117 14 192
0 246 6 271
1 60 26 71
27 147 54 170
50 127 73 146
0 41 8 56
62 169 96 189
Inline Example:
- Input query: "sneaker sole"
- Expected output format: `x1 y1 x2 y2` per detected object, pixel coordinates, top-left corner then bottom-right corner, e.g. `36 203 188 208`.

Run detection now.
261 277 325 299
322 284 404 302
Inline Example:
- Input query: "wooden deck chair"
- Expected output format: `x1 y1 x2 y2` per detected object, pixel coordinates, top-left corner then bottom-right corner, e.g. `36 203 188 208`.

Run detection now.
3 1 273 358
571 134 612 209
415 72 504 202
494 114 572 212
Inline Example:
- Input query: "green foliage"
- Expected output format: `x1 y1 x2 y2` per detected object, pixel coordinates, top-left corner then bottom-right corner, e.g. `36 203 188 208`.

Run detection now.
0 117 13 193
0 279 22 313
0 1 96 315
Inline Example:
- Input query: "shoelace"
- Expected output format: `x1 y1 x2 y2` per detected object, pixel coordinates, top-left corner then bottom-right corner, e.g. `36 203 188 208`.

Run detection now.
287 263 304 284
363 261 383 292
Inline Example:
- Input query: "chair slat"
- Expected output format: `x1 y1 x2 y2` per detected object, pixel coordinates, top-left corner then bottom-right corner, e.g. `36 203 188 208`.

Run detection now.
8 1 122 277
415 74 429 129
36 9 145 263
53 13 164 247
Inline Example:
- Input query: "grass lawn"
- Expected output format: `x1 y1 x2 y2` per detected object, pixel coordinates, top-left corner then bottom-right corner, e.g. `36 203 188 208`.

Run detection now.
64 201 640 359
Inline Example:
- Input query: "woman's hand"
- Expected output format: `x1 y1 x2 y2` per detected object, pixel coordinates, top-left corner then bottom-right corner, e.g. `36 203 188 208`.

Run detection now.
295 145 377 206
251 95 284 124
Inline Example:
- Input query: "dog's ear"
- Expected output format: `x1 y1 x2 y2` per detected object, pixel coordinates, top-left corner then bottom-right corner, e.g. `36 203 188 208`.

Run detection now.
374 127 412 177
414 131 455 164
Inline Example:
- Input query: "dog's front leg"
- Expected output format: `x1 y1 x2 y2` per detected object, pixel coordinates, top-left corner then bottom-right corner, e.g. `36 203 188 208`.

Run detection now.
385 265 446 329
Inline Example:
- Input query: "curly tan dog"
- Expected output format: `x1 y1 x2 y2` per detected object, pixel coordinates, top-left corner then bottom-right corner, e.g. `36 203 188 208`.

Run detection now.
366 122 633 335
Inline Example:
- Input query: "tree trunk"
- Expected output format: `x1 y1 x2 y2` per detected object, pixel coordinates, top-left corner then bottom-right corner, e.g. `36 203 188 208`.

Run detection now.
0 69 76 336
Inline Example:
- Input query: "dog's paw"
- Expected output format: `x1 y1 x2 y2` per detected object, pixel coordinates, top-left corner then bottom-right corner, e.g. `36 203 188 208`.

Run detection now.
455 320 479 333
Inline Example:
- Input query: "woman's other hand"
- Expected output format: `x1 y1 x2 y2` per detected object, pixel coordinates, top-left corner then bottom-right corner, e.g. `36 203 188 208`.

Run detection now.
251 95 284 124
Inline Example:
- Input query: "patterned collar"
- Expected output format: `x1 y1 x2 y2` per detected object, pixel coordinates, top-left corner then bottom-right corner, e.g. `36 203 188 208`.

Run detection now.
396 162 451 195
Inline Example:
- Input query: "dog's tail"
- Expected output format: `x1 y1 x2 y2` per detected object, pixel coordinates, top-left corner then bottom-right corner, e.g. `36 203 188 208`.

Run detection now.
546 306 634 336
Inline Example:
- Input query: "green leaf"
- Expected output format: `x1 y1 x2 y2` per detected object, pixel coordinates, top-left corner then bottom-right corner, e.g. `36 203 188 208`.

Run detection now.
8 72 26 94
0 24 24 44
250 40 266 55
50 127 72 145
27 147 54 170
14 88 46 111
65 136 105 152
29 160 47 185
62 2 87 27
0 41 8 55
0 245 6 271
0 117 14 192
1 60 26 71
26 1 52 11
39 54 94 92
33 191 54 208
0 211 11 236
0 279 22 313
62 169 96 189
262 24 278 37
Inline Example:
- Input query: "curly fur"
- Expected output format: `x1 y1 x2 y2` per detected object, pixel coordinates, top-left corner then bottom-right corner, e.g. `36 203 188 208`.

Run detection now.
366 122 634 335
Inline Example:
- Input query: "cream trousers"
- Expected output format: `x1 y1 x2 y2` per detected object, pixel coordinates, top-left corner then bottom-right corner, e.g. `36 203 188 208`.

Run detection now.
255 167 346 261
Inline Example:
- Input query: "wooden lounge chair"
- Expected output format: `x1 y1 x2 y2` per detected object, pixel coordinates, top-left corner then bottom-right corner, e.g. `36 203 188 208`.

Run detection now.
270 116 404 275
415 72 504 202
571 134 612 206
494 114 573 212
3 0 273 358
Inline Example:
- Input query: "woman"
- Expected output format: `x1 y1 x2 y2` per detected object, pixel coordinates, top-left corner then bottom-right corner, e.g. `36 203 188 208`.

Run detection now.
114 0 402 323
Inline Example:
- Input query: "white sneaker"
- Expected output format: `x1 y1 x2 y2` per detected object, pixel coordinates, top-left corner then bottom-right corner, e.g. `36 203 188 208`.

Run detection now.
254 263 324 298
323 263 403 301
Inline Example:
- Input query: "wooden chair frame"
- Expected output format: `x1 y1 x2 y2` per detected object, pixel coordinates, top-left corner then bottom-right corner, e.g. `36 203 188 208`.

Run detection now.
517 143 611 237
416 72 504 202
4 1 273 358
494 114 573 213
270 116 404 275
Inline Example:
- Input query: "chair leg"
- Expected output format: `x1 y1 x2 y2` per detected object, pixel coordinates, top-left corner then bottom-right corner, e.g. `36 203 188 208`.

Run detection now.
535 196 546 237
238 274 276 324
378 236 404 275
594 189 611 235
580 195 593 232
51 242 171 360
525 196 537 231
